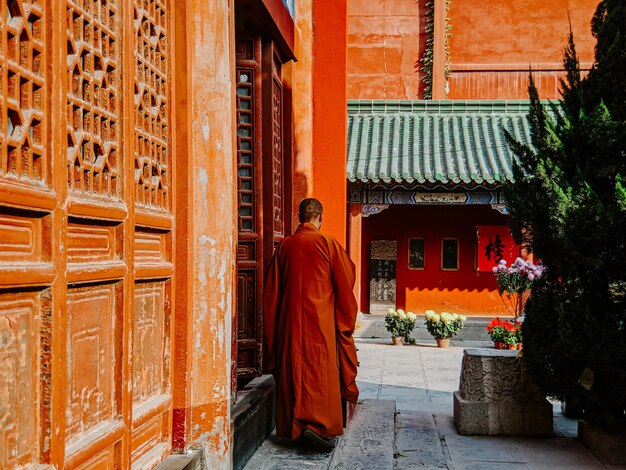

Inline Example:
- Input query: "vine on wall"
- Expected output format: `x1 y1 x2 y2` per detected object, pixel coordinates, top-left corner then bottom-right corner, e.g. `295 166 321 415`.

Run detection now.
420 0 452 99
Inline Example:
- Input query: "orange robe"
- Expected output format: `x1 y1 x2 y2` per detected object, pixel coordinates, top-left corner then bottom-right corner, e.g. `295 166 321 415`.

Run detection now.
263 222 359 439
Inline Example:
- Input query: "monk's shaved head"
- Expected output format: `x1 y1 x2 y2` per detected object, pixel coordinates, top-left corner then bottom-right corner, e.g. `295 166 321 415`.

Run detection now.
298 198 323 223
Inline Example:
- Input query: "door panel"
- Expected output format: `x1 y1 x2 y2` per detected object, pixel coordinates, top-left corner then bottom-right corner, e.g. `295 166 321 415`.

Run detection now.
131 0 173 467
235 37 264 384
0 0 175 467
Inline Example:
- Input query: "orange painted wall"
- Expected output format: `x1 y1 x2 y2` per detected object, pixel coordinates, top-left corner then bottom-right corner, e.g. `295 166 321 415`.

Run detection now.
448 0 598 99
346 0 598 100
361 204 513 316
347 0 426 99
289 0 349 245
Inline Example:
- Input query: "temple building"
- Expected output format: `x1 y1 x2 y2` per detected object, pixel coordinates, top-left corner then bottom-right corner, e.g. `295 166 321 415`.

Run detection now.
345 0 597 315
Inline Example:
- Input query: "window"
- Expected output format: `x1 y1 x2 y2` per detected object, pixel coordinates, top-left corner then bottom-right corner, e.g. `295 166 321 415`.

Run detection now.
408 238 425 270
441 238 459 271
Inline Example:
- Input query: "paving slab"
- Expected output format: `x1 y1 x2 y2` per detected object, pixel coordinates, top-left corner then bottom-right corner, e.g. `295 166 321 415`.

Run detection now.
243 433 336 470
331 400 396 470
394 410 450 469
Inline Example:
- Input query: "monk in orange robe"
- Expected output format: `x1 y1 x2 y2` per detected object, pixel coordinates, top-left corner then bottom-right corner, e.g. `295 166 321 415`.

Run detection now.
263 198 359 451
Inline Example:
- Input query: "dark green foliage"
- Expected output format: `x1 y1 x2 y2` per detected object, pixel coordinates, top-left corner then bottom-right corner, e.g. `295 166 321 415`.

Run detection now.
503 0 626 426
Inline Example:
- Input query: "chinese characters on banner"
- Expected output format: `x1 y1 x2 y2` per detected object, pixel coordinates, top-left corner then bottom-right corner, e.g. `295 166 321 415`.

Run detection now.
476 226 521 272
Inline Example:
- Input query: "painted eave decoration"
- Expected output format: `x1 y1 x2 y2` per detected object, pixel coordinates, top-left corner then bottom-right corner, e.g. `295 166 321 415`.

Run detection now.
347 100 536 186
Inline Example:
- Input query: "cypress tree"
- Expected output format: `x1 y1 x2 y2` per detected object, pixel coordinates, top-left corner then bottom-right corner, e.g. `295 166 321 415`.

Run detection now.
504 0 626 426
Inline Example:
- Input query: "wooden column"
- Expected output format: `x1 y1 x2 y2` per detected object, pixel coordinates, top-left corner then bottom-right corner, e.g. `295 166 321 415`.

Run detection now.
172 0 236 467
348 203 363 311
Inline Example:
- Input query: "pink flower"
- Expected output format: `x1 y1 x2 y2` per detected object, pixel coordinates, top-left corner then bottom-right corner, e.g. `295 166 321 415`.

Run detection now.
492 266 499 273
499 259 507 266
528 273 535 281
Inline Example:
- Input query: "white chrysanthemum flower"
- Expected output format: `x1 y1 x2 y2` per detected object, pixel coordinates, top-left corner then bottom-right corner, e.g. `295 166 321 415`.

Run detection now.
460 315 467 322
397 309 405 315
398 311 407 320
388 307 396 315
407 312 417 321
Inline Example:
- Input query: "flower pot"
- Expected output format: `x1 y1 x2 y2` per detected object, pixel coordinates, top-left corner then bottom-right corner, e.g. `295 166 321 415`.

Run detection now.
494 341 503 349
436 338 450 348
391 336 404 346
507 343 517 350
517 343 523 350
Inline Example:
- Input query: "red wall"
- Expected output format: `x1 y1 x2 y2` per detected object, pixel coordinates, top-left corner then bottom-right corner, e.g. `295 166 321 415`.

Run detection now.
362 204 513 316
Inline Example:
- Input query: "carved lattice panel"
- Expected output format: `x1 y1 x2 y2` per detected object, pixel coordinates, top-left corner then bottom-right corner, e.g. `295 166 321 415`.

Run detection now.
65 283 121 448
134 0 171 212
1 0 46 184
271 62 283 237
0 290 50 468
66 0 121 197
236 67 255 232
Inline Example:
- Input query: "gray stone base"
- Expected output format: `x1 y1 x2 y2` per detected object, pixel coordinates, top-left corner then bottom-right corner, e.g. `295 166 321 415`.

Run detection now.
453 348 553 436
155 450 203 470
232 375 276 470
454 391 552 436
578 420 626 465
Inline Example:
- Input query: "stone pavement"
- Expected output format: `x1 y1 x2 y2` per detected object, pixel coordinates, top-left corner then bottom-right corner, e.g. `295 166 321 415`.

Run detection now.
244 338 626 469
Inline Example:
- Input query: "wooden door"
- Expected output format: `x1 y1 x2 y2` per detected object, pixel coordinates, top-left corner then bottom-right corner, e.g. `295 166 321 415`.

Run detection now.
0 1 175 468
233 38 290 387
235 37 264 384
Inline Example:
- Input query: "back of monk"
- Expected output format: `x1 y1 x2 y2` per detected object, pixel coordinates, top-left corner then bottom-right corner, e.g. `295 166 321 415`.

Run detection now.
263 222 359 440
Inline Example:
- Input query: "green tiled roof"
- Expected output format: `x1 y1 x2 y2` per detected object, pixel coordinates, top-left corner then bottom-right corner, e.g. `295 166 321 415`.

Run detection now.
347 100 533 185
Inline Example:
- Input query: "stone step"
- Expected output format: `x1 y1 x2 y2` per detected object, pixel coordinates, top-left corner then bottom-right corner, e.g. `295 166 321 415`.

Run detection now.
331 400 396 469
355 313 492 342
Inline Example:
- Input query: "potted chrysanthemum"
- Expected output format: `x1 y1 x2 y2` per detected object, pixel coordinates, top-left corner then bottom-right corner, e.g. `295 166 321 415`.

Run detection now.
384 308 417 345
424 311 466 347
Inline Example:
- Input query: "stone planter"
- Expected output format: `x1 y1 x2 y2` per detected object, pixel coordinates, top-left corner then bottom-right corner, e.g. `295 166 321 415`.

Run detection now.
436 338 450 348
391 335 404 346
454 348 552 436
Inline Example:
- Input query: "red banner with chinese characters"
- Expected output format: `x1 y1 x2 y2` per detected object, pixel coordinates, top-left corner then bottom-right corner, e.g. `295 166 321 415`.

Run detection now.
476 226 521 272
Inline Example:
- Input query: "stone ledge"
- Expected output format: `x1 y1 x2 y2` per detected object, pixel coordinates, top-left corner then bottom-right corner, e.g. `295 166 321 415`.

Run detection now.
578 420 626 465
232 375 276 470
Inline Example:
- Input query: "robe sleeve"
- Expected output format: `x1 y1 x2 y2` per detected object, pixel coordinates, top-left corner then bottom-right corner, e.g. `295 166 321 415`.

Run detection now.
329 238 360 404
263 249 281 374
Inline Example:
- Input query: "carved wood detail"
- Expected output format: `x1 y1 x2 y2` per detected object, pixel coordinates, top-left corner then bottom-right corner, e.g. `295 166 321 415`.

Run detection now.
1 0 46 185
0 290 50 468
67 221 120 264
66 0 121 197
271 69 283 237
65 283 121 448
133 281 168 406
236 67 255 232
133 0 171 212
